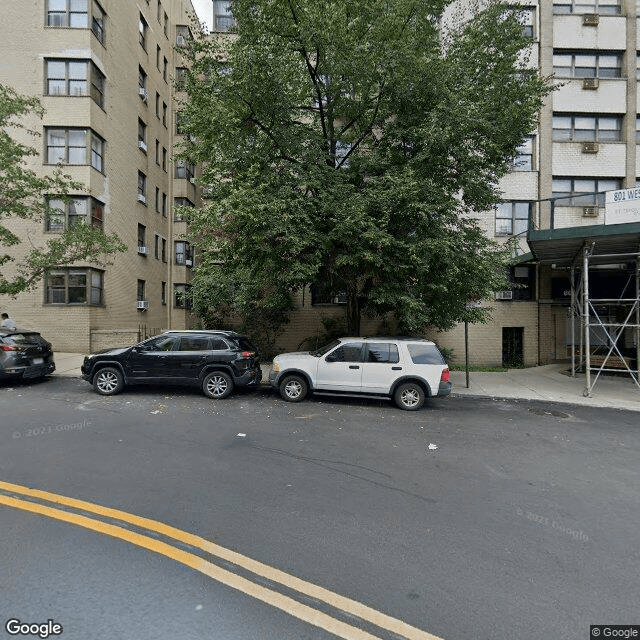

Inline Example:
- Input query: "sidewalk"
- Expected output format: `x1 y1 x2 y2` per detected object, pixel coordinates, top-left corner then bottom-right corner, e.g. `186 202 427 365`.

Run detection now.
54 353 640 412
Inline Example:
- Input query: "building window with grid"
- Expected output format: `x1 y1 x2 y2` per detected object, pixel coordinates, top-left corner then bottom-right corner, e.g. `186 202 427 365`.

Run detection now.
176 25 191 45
175 159 194 180
174 197 194 221
553 114 622 141
45 128 104 171
174 283 192 309
495 202 530 236
137 119 147 152
45 196 103 232
91 0 105 43
46 0 88 27
45 268 103 305
175 241 187 265
514 7 534 37
138 66 148 101
138 224 146 252
139 14 148 49
552 177 622 205
161 281 167 305
553 0 621 14
137 279 146 303
45 60 105 108
137 171 147 202
553 51 622 78
214 1 235 31
509 136 534 171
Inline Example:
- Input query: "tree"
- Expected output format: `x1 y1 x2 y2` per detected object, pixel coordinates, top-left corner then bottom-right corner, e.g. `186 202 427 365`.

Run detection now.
178 0 553 335
0 84 125 295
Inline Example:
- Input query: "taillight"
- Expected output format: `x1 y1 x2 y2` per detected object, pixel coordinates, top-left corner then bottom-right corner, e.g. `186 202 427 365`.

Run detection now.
441 368 450 383
241 351 255 358
1 345 18 352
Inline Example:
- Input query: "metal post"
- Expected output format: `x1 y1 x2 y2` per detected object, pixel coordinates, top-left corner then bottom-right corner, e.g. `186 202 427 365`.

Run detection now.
465 320 470 389
571 265 576 377
636 259 640 381
583 246 591 397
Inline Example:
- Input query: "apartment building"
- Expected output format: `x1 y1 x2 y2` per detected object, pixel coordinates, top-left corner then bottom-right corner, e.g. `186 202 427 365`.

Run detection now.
0 0 201 352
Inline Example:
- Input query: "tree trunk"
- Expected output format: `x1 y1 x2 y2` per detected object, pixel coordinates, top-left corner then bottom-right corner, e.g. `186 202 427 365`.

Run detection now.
345 286 360 336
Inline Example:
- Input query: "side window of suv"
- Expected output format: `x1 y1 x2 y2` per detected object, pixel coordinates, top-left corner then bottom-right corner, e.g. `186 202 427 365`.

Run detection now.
366 342 399 363
326 342 363 362
210 338 229 350
178 336 210 351
142 335 178 351
407 343 445 364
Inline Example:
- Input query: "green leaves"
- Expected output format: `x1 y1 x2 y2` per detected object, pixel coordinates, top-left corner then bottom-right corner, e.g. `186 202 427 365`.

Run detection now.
0 84 125 295
180 0 552 334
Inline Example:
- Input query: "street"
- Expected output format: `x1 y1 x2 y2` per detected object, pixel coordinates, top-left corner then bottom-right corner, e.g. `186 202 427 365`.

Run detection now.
0 376 638 640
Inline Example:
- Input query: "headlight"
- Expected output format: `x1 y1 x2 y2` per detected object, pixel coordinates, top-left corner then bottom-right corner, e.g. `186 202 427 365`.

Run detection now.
272 362 280 373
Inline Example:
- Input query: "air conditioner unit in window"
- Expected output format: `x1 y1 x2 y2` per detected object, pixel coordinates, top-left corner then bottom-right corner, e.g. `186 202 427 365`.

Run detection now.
583 206 599 217
138 140 147 152
582 77 599 90
581 142 599 154
185 259 193 267
138 87 148 102
176 35 186 46
582 13 599 26
137 194 147 204
137 245 148 255
495 291 513 300
137 300 149 310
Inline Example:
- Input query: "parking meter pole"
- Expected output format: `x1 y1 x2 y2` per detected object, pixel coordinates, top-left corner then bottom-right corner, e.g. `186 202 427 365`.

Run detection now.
465 321 470 389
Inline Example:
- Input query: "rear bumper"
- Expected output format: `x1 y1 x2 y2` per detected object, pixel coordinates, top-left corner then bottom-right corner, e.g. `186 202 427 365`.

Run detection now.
0 360 55 380
437 381 452 397
235 366 262 387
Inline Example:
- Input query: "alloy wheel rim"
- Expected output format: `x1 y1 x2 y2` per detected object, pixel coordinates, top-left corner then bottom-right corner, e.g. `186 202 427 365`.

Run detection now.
207 375 228 397
401 388 419 407
285 381 301 398
98 372 118 393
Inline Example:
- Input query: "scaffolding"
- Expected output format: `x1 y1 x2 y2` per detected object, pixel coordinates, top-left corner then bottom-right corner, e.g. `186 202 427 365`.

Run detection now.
569 242 640 397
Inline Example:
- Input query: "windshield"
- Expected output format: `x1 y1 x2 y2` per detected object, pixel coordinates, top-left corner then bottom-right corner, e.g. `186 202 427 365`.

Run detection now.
310 340 340 357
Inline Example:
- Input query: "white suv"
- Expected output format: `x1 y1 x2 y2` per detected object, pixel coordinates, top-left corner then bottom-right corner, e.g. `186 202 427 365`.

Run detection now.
269 337 451 410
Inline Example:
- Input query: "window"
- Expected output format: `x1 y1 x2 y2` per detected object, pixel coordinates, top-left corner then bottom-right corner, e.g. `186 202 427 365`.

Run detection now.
511 6 535 37
156 45 161 70
91 1 105 43
553 51 622 78
142 335 177 351
162 147 167 171
175 159 194 179
214 0 235 31
161 238 167 262
154 234 160 259
326 343 364 363
138 223 146 249
175 241 189 265
176 25 191 45
407 344 446 365
162 102 167 127
162 192 167 216
161 281 167 305
138 119 147 150
138 66 148 99
45 60 104 108
163 57 168 82
46 196 103 231
139 14 148 49
46 0 88 28
508 266 536 301
155 92 160 117
45 268 103 305
137 280 146 302
137 171 147 200
155 140 160 164
176 67 187 86
155 187 160 212
45 128 104 171
365 343 400 364
157 0 162 22
163 11 168 36
553 0 621 14
174 283 192 309
174 197 194 221
552 177 622 205
178 337 210 351
510 136 534 171
553 114 622 141
495 202 530 236
636 116 640 142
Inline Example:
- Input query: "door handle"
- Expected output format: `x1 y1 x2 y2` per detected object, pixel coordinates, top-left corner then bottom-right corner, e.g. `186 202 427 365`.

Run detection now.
349 365 360 369
391 366 402 370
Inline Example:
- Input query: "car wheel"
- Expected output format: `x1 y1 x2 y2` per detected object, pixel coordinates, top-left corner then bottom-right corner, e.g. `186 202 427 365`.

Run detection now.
93 367 124 396
394 382 425 411
279 374 308 402
202 371 234 399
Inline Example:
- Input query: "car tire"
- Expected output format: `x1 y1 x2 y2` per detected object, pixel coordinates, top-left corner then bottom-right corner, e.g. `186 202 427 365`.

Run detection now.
202 371 234 399
279 374 308 402
394 381 425 411
93 367 124 396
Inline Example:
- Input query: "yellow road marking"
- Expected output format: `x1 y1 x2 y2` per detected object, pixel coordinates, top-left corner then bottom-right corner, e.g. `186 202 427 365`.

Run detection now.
0 480 443 640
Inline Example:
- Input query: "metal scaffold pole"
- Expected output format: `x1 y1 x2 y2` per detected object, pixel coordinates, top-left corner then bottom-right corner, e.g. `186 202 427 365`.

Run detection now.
583 244 591 397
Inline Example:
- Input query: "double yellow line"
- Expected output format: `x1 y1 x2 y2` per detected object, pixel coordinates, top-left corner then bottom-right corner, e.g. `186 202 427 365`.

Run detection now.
0 480 443 640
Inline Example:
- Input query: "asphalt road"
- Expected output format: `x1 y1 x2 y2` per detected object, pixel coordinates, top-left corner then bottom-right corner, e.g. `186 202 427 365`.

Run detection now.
0 376 638 640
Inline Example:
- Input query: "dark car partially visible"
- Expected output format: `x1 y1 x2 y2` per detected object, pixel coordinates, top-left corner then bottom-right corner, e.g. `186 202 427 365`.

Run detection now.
0 329 56 381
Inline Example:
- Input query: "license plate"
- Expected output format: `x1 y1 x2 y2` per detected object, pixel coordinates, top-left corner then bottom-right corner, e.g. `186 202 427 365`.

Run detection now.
32 358 44 365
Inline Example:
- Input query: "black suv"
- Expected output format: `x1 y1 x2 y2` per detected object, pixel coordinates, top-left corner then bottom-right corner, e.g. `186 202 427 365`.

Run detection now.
0 329 55 381
81 330 261 398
